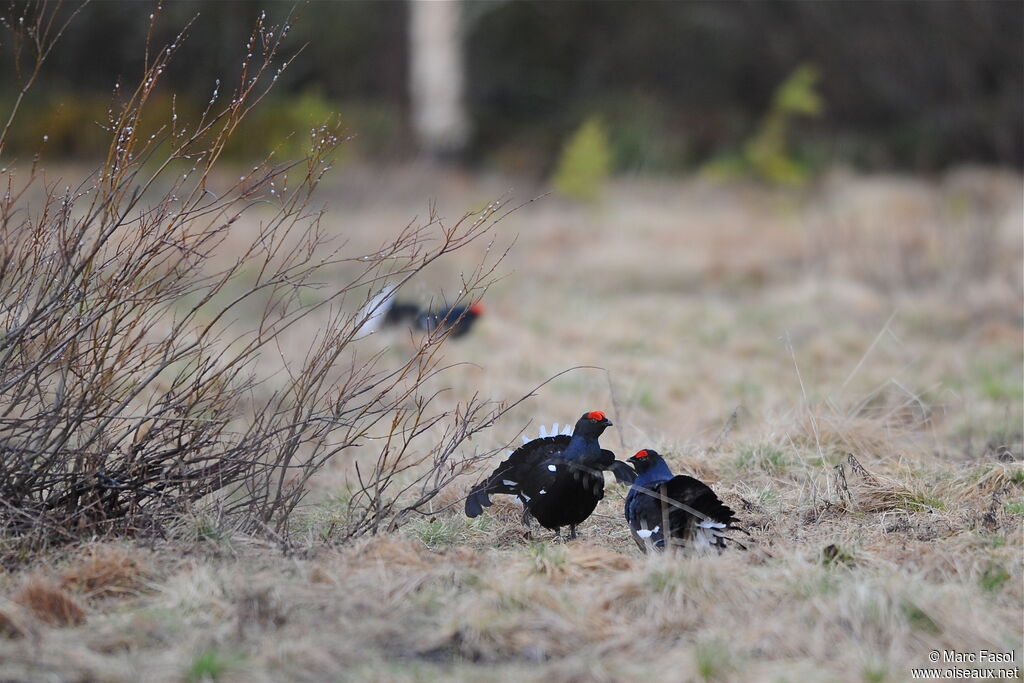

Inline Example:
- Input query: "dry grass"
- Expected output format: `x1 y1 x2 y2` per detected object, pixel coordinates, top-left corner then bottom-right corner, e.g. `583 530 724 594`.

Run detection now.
11 575 86 627
0 166 1021 681
60 543 154 600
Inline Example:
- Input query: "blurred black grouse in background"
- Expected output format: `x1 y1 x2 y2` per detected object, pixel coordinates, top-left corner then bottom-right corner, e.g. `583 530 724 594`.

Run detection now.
465 411 635 539
360 285 483 338
624 449 743 553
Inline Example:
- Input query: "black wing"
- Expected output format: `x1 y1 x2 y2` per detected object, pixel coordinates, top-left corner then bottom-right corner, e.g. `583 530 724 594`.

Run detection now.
626 475 740 551
417 305 476 337
608 459 637 484
385 301 421 324
464 435 570 517
665 475 738 526
573 448 636 484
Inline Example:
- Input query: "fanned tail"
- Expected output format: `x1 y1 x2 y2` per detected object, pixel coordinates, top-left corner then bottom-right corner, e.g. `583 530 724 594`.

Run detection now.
464 464 522 517
354 285 397 337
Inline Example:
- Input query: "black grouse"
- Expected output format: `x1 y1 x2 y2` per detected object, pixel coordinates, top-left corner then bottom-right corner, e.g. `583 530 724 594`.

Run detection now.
413 302 484 338
465 411 635 539
359 286 483 338
624 449 743 553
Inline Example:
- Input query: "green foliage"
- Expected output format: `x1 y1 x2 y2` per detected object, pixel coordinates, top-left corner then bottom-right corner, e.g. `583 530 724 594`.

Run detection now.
899 489 947 512
900 601 941 635
600 94 689 172
821 543 856 568
703 64 823 185
861 662 890 683
230 93 402 161
1004 499 1024 516
694 639 733 681
646 567 687 593
187 649 245 682
0 88 401 162
552 116 612 201
979 564 1011 593
409 516 465 549
734 444 791 474
526 541 568 575
973 359 1024 402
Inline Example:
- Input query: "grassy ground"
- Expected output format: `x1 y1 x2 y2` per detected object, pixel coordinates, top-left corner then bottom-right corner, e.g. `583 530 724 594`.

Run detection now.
1 165 1022 682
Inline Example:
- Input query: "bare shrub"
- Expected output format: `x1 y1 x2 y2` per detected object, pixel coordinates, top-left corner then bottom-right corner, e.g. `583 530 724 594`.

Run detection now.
0 5 518 560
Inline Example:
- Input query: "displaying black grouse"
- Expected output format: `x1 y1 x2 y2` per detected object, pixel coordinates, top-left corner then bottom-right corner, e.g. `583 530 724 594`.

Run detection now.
359 285 483 338
624 449 743 553
465 411 636 539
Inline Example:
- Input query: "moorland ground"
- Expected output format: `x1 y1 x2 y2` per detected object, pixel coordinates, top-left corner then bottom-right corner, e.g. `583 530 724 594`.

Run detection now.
1 164 1022 682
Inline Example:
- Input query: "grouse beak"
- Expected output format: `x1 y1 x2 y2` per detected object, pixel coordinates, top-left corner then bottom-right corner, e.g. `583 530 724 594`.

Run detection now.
602 418 613 427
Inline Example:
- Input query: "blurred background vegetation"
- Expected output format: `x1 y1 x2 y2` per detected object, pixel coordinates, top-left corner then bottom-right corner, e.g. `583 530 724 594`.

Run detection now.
1 0 1021 178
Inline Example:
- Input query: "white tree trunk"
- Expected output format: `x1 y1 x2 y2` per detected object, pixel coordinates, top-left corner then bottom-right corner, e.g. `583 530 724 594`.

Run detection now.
409 0 469 159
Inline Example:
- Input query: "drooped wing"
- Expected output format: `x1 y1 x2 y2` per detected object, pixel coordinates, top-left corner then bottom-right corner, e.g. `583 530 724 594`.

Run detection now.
464 436 571 516
665 475 738 526
608 459 637 484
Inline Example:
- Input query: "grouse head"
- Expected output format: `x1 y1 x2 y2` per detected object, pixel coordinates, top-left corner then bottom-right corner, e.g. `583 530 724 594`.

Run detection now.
627 449 663 474
572 410 612 438
468 302 484 317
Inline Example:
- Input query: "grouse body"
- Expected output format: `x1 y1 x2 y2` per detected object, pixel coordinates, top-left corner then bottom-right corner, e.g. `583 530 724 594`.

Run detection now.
624 449 742 553
414 302 483 338
465 411 635 539
359 286 483 338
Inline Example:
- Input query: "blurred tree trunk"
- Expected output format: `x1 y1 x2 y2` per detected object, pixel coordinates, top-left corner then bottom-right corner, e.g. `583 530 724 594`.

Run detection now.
408 0 469 161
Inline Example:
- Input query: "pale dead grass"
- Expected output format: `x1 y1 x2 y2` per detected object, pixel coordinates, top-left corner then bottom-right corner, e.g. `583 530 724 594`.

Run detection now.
1 166 1021 681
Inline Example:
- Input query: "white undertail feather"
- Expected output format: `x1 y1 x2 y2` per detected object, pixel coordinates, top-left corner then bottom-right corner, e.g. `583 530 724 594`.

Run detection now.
693 520 729 548
354 285 397 337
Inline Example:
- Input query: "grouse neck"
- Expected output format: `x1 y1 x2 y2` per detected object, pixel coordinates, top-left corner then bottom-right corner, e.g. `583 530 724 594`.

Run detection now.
634 457 674 486
562 432 601 460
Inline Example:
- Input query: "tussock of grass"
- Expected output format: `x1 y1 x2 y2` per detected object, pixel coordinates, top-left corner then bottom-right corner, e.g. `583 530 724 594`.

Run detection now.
12 576 86 626
955 461 1024 497
0 601 33 640
836 455 948 514
61 544 154 599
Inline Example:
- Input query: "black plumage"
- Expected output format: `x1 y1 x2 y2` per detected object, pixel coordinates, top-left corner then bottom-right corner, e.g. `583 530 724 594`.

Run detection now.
384 301 421 325
359 285 484 338
624 449 743 553
465 411 635 539
414 302 484 338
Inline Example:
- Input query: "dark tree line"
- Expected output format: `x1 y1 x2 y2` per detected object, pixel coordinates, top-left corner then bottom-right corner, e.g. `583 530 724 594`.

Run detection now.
3 0 1021 170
